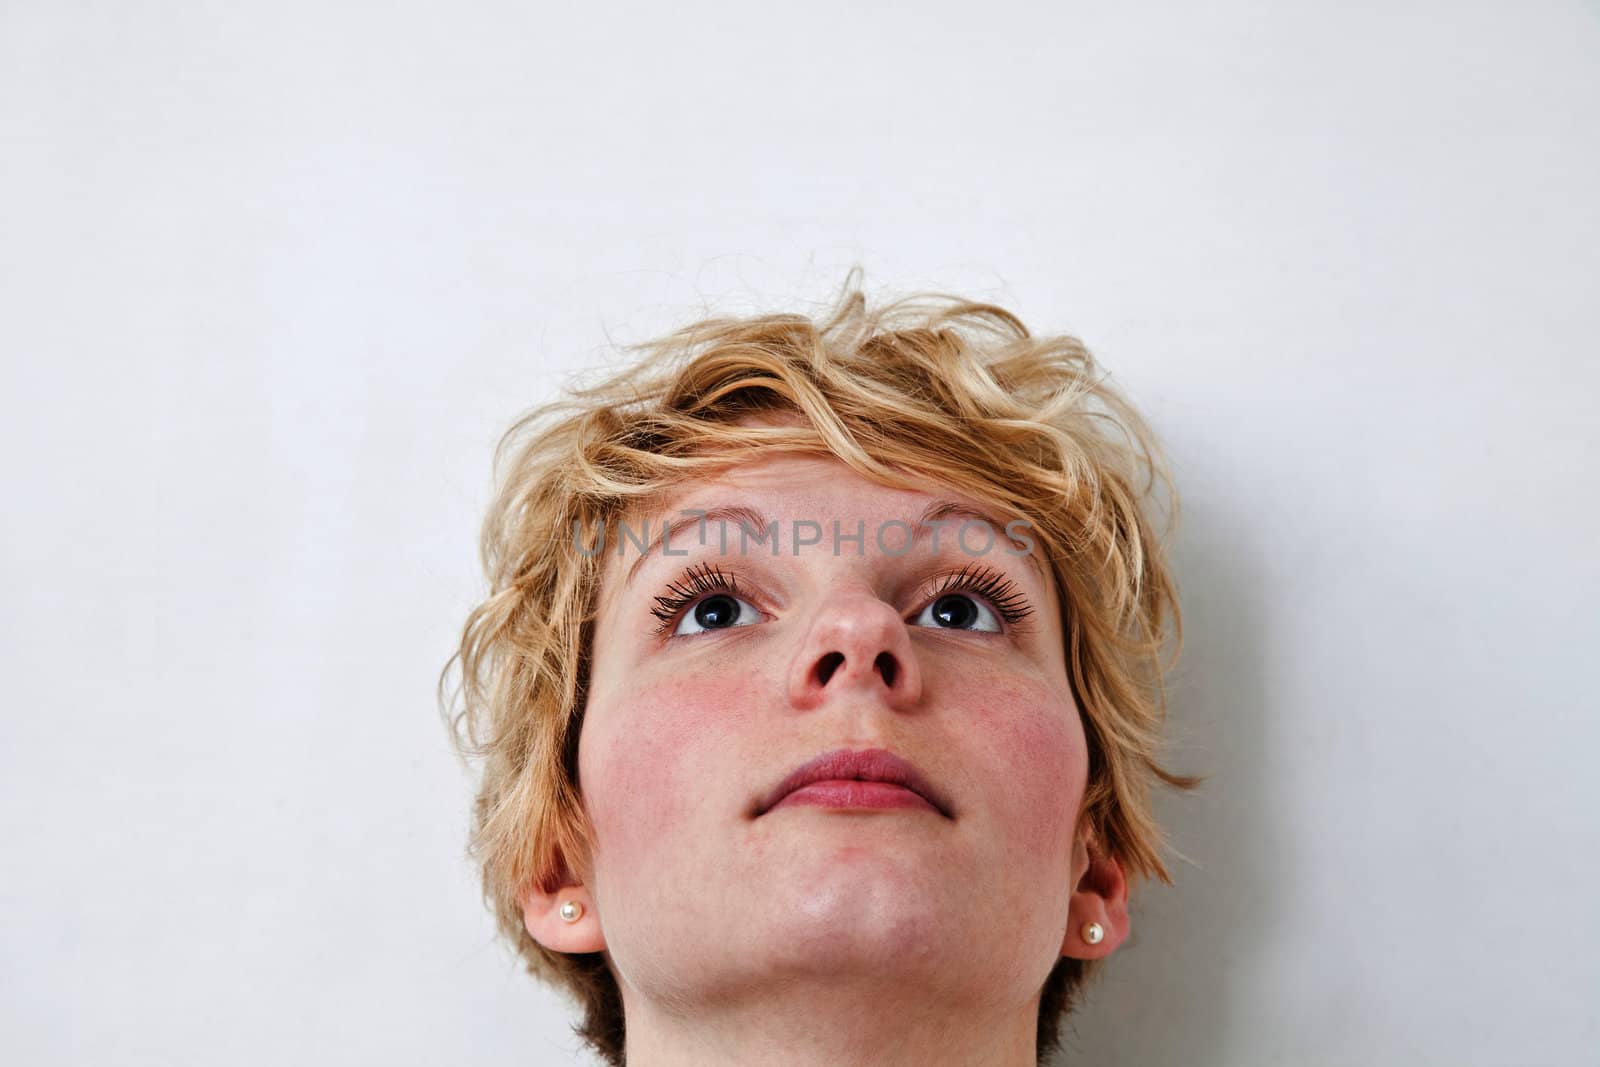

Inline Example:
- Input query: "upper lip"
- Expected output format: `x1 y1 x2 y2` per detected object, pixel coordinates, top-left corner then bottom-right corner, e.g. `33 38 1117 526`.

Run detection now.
754 747 953 818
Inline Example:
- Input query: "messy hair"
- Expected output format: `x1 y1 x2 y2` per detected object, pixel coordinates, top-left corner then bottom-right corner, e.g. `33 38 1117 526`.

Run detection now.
440 271 1201 1065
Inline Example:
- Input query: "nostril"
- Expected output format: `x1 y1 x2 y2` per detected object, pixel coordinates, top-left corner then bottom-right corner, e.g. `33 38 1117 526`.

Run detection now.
814 651 844 687
875 652 898 688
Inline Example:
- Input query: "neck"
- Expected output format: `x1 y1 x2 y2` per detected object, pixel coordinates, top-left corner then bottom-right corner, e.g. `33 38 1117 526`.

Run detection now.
617 978 1041 1067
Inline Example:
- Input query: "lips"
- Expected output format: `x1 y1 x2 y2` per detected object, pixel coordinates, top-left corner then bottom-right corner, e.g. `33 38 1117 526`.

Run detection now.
755 747 953 818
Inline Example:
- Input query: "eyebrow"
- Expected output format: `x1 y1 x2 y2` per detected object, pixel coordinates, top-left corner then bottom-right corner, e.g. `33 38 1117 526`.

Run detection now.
620 499 1045 591
917 501 1047 582
622 505 770 590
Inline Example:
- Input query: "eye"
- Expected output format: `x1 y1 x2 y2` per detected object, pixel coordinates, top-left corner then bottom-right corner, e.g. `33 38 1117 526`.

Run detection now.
649 562 767 638
912 593 1003 633
909 563 1034 634
671 591 764 637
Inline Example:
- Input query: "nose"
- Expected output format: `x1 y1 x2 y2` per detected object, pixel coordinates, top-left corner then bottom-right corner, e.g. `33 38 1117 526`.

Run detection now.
786 588 923 711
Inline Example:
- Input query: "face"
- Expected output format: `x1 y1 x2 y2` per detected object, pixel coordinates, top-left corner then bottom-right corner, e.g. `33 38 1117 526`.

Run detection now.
570 449 1093 1017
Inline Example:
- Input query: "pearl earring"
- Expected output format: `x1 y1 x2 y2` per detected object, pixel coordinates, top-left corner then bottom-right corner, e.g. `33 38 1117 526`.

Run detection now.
559 901 583 923
1082 921 1104 945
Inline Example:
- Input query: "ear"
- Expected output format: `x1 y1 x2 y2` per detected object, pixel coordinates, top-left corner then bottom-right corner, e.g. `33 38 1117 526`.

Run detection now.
1060 829 1130 960
518 853 607 954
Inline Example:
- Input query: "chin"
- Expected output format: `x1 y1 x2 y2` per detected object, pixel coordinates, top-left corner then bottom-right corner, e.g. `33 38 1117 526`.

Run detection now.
762 868 956 950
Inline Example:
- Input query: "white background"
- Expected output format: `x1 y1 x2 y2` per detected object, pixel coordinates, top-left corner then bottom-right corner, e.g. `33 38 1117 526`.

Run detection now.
3 2 1597 1064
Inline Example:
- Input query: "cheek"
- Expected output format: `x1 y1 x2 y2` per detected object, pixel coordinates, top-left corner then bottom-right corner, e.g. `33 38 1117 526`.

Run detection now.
579 671 763 874
960 670 1086 859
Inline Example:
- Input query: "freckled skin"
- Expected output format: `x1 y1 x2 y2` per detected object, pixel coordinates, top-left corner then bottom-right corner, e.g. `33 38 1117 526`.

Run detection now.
574 452 1093 1045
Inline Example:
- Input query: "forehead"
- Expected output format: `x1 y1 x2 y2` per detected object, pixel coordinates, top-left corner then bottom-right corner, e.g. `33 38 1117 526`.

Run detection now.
691 410 963 508
673 451 934 513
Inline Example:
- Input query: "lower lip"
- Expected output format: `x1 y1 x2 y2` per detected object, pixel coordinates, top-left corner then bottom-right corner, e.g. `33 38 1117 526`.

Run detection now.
769 780 938 813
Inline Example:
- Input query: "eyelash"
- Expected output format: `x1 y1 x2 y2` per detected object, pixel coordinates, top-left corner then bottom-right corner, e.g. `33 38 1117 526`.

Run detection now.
647 560 1035 637
926 562 1035 626
649 562 744 634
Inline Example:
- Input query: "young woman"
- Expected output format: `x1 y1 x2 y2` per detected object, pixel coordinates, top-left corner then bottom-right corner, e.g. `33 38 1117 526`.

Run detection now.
442 275 1200 1066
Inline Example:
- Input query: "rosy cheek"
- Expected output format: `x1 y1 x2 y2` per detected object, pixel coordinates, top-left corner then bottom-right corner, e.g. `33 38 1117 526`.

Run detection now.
581 671 761 873
960 671 1085 858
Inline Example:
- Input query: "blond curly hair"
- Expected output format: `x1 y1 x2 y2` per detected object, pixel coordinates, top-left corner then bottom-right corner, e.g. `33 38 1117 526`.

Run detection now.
440 272 1201 1065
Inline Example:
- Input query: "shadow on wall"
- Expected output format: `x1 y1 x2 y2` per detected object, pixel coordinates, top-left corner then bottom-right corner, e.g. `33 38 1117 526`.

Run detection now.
1048 488 1285 1067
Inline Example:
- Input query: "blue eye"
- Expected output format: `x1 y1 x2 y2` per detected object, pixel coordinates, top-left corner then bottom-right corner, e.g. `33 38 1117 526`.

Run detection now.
912 593 1003 633
673 592 764 637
